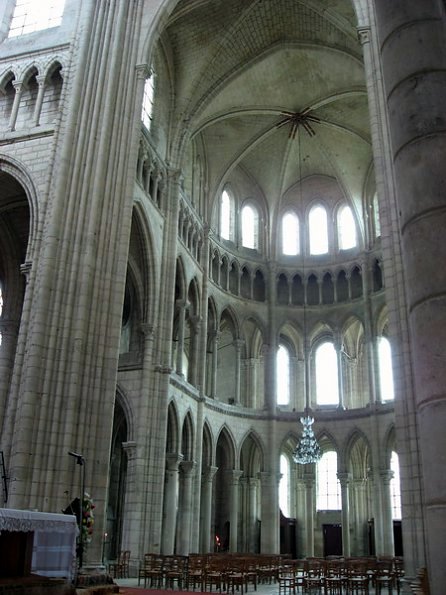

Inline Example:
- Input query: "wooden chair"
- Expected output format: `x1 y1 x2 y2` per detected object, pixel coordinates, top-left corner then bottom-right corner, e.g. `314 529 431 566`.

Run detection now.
109 549 131 578
138 553 152 588
393 557 404 594
303 558 324 593
203 555 227 592
165 554 188 590
345 558 370 594
278 561 299 595
324 558 345 594
187 553 206 590
142 553 165 588
373 559 395 594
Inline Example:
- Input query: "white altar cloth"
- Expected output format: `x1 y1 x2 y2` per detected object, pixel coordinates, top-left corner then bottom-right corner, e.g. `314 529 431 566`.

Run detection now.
0 508 78 579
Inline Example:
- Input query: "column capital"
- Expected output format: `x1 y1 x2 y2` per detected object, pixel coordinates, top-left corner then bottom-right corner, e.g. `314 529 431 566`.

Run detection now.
226 469 243 484
202 465 218 482
180 460 196 477
234 338 245 351
337 471 352 486
166 452 184 471
12 80 23 93
140 323 154 337
380 469 394 484
135 63 151 80
20 261 32 281
155 364 173 374
357 27 371 45
122 441 137 460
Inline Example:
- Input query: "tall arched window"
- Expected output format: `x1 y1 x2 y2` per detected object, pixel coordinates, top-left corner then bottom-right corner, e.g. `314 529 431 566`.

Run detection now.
309 205 328 255
276 344 290 405
390 451 402 520
317 450 341 510
279 454 290 517
282 211 300 255
338 204 357 250
315 341 339 405
241 204 259 249
220 189 234 241
373 193 381 238
8 0 65 37
378 336 394 401
141 69 155 131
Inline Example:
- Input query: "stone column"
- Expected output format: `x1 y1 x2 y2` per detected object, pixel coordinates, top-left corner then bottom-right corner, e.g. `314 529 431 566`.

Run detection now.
0 319 19 420
8 80 23 131
367 468 382 555
188 316 201 386
210 330 220 398
335 335 345 409
176 461 196 555
120 441 137 551
32 75 46 127
372 3 446 589
227 469 243 552
175 299 188 376
258 471 280 554
233 339 244 405
303 473 315 557
200 466 218 553
379 469 394 556
295 477 306 557
352 478 367 556
337 472 351 557
248 477 259 552
161 453 183 554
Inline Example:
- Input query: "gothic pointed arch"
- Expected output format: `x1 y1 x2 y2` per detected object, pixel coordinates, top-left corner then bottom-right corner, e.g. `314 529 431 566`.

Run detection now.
107 390 131 560
166 400 180 454
202 420 214 468
240 430 265 475
181 410 195 461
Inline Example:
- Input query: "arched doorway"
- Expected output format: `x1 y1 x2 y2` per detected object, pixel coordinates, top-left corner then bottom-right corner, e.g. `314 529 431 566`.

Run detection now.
106 398 129 561
0 168 30 435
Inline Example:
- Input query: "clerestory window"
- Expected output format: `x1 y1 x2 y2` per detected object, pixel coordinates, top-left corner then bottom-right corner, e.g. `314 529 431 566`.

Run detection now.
276 344 290 405
220 188 235 241
8 0 65 37
338 204 357 250
241 204 259 250
309 205 328 255
315 341 339 405
378 336 394 401
141 69 155 131
282 211 300 255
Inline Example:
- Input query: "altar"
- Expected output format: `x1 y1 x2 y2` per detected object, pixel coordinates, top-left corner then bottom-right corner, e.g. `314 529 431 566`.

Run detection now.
0 508 78 580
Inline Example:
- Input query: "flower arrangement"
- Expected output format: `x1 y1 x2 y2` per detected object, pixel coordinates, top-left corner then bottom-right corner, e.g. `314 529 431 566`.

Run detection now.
82 492 95 543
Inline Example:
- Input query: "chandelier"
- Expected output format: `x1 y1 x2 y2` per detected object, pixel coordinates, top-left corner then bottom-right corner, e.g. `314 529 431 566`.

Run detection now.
277 108 323 465
292 416 322 464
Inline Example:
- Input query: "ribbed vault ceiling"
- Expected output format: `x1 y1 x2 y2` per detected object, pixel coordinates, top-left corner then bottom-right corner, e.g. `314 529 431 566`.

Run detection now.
165 0 371 222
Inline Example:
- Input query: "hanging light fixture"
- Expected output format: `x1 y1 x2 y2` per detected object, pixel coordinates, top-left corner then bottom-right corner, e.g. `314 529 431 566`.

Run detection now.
277 110 323 464
293 415 322 464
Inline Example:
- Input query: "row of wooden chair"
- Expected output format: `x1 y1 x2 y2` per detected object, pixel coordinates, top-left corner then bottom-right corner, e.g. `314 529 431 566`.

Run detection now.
278 557 404 594
136 553 404 593
138 553 264 591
